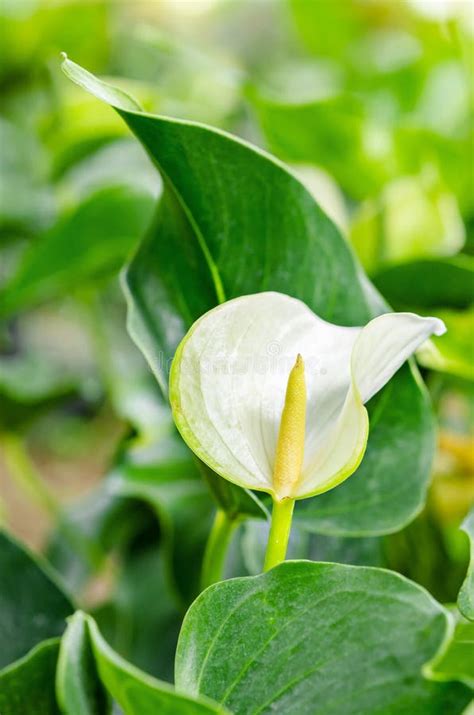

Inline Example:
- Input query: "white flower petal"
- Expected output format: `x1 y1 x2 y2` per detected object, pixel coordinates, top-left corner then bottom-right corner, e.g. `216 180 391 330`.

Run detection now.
298 311 446 497
170 293 445 499
351 312 446 404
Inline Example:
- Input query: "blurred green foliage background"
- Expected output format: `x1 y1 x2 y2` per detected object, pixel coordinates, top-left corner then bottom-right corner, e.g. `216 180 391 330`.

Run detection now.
0 0 473 681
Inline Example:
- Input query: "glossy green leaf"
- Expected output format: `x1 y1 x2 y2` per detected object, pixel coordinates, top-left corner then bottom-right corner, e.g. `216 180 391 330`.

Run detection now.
59 611 227 715
61 58 436 535
0 185 154 317
373 256 474 311
424 617 474 689
176 561 471 714
0 531 73 669
459 508 474 621
0 638 61 715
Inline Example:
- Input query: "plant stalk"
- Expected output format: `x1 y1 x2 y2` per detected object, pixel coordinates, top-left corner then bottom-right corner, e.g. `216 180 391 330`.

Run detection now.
2 433 103 569
2 432 61 518
264 497 295 571
201 509 237 590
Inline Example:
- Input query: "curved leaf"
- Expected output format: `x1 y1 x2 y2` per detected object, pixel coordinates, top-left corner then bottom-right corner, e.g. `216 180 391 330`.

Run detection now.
56 612 109 715
176 560 470 715
0 638 61 715
58 611 227 715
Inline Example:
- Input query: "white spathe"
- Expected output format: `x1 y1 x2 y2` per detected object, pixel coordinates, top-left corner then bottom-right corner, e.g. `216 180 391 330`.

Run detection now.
170 292 445 500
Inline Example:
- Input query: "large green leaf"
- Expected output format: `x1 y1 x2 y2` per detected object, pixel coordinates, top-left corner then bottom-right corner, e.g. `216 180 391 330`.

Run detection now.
175 561 470 714
0 638 61 715
61 58 436 536
0 185 154 317
58 611 227 715
0 531 73 669
459 507 474 621
373 256 474 311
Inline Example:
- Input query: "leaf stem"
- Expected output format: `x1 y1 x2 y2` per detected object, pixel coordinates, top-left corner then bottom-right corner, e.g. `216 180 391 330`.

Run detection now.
2 432 61 518
201 509 237 590
2 433 103 569
264 497 295 571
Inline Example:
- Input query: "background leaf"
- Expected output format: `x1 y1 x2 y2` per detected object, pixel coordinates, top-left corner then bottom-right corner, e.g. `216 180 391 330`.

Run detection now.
417 308 474 381
373 257 474 311
459 507 474 621
0 530 73 669
0 638 61 715
1 185 154 317
424 616 474 689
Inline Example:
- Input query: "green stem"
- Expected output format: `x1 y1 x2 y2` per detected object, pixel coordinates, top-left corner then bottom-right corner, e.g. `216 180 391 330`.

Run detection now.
2 433 61 518
201 509 237 590
264 497 295 572
2 433 103 569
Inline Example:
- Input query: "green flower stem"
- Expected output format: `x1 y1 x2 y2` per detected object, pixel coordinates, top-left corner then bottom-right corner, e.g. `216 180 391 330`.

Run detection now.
201 509 238 590
264 497 295 571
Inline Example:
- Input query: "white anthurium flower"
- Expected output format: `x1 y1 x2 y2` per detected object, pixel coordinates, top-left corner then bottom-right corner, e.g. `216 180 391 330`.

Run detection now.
170 292 445 502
